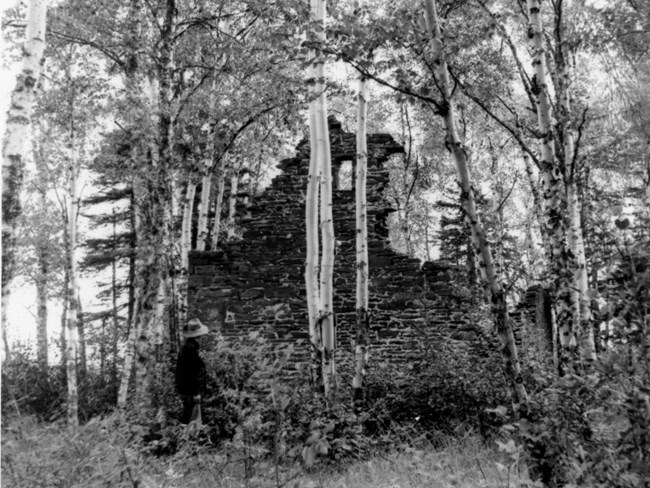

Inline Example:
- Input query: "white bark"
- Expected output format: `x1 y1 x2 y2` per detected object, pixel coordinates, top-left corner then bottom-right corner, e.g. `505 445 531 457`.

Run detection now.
2 0 47 214
210 156 227 250
66 150 79 429
353 77 370 405
196 81 217 251
2 0 48 342
36 241 49 371
118 0 144 409
117 299 139 408
310 0 336 399
179 180 197 326
226 158 240 240
555 0 596 363
424 0 528 412
305 75 322 388
526 0 577 361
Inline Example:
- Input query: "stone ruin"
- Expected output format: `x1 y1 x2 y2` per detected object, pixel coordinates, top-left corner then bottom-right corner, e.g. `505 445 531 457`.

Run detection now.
187 118 521 372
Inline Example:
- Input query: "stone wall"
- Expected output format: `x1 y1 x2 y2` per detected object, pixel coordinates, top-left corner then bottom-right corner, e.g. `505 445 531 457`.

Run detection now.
188 119 492 370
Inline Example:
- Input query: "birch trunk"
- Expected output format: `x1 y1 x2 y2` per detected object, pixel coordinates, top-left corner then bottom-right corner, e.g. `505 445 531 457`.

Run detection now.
567 179 595 359
209 156 227 250
305 2 322 390
111 213 120 396
132 0 175 410
526 0 577 370
226 158 240 241
117 299 139 408
424 0 528 413
522 154 546 250
312 0 336 400
179 180 197 327
118 0 143 409
196 82 217 251
353 76 370 407
60 265 68 378
75 283 87 385
555 0 596 363
66 156 79 429
305 106 322 389
1 294 9 360
2 0 47 307
36 242 49 372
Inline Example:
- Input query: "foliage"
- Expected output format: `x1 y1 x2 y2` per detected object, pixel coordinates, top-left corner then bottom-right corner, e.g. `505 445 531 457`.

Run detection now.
1 414 155 488
0 412 538 488
1 345 66 421
505 223 650 488
1 343 120 423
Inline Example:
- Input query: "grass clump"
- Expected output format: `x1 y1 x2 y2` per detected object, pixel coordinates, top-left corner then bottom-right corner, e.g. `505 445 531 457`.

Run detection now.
1 415 538 488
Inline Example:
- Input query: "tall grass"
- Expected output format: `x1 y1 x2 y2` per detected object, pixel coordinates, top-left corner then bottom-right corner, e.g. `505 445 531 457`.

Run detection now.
1 415 537 488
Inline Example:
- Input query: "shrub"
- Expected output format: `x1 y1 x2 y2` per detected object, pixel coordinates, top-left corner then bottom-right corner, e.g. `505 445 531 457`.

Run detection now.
362 340 510 442
1 346 66 422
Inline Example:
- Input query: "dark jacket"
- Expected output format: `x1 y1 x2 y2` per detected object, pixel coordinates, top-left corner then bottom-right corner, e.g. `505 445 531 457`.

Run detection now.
175 338 206 396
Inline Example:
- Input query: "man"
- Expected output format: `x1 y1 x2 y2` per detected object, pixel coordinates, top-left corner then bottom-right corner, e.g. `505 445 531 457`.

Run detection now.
175 317 209 424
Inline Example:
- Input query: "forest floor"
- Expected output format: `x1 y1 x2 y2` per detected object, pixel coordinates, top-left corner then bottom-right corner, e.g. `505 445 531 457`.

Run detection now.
1 414 538 488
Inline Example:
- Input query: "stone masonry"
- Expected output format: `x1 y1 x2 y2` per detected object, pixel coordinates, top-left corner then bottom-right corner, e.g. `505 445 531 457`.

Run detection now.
188 118 491 371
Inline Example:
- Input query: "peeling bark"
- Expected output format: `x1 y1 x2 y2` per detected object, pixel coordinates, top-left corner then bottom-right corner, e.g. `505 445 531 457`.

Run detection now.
2 0 48 315
36 241 49 372
353 76 370 407
226 157 240 241
179 180 197 327
196 81 217 251
66 156 79 429
526 0 577 371
209 155 227 250
305 2 322 390
424 0 528 413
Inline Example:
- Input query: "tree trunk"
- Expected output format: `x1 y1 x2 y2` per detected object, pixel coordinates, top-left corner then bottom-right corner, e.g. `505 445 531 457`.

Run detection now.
312 0 336 401
179 180 197 327
424 0 528 413
196 81 217 251
99 318 106 384
117 300 139 408
526 0 578 372
305 9 322 390
118 0 143 409
554 0 596 364
353 76 370 408
209 156 227 250
127 190 137 337
66 158 79 429
1 291 9 361
2 0 48 311
60 261 69 380
111 209 120 398
75 283 87 386
36 241 49 372
132 0 175 411
226 157 240 241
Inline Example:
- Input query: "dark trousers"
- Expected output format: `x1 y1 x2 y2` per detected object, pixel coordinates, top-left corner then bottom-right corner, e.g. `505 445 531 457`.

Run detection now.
180 395 197 424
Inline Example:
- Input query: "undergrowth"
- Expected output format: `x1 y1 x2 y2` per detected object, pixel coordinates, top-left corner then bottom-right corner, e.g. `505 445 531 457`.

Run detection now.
1 413 537 488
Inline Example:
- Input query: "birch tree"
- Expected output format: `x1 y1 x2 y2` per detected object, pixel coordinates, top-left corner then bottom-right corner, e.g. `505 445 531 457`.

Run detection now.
525 0 584 368
65 132 80 429
210 156 227 250
2 0 48 356
422 0 528 412
178 174 197 326
195 83 218 251
353 76 370 406
305 0 337 398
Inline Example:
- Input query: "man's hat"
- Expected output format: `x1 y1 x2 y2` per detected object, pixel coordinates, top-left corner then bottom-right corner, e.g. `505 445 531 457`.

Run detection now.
182 318 210 338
